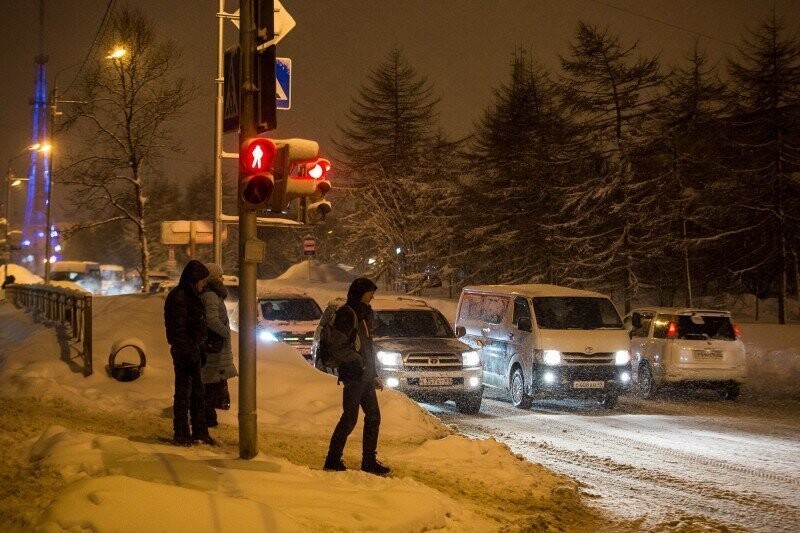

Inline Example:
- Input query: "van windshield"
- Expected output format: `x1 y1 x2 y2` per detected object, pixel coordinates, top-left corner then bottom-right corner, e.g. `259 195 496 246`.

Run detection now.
532 297 623 330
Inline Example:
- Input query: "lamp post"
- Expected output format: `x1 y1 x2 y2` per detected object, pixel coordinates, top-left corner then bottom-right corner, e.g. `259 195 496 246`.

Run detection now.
4 146 40 278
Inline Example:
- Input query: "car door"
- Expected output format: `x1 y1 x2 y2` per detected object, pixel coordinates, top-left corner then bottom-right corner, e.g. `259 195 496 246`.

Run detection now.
479 295 511 388
510 296 534 377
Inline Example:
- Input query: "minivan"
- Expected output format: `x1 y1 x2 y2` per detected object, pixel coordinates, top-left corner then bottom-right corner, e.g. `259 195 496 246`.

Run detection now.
313 297 484 413
625 307 746 399
455 284 632 409
50 261 102 294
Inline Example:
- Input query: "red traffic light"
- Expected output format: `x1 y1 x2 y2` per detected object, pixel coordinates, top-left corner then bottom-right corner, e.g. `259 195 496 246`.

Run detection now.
240 138 277 174
307 158 331 179
241 174 274 206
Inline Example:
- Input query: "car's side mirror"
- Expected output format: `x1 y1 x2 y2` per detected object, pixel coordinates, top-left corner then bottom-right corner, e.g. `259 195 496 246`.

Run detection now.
455 326 466 338
517 316 532 332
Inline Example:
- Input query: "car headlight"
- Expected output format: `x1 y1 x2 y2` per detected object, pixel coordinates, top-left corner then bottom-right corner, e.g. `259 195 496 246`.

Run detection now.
376 350 402 367
258 329 279 342
543 350 561 365
615 349 631 365
461 350 480 367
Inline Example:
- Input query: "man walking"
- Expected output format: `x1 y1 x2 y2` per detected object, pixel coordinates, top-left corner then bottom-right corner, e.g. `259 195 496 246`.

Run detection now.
164 260 215 446
323 277 390 475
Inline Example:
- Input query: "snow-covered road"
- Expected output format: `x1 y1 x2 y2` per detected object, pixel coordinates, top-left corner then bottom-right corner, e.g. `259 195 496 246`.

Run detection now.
425 392 800 531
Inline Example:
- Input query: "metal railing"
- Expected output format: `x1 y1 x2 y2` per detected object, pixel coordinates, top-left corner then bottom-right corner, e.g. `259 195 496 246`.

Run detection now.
5 283 93 376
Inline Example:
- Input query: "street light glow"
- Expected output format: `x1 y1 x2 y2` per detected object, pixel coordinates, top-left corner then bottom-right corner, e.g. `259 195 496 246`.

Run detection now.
107 47 127 60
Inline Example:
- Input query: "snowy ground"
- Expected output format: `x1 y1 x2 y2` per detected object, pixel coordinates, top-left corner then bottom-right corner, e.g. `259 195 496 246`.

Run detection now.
1 262 799 531
0 263 606 532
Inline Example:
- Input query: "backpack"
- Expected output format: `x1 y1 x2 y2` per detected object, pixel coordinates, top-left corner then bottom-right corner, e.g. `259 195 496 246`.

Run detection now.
316 305 358 370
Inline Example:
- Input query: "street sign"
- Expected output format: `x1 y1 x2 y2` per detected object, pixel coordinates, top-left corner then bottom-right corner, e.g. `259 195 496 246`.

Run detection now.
161 221 227 245
223 47 241 133
276 58 291 110
231 1 296 48
303 236 316 256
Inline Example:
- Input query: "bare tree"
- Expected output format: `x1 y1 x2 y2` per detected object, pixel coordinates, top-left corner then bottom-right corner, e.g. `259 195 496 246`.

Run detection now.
59 7 193 291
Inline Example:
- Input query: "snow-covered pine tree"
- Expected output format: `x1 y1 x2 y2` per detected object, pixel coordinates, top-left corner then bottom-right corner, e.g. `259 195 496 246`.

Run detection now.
726 13 800 324
467 49 572 285
333 48 451 290
557 22 666 313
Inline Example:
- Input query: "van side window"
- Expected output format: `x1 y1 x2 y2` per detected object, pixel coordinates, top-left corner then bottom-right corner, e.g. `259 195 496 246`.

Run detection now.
513 297 531 327
480 296 509 324
652 314 676 339
458 294 484 321
630 312 654 338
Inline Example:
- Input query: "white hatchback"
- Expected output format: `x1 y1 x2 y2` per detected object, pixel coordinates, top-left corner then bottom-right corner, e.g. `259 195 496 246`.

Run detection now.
625 307 746 400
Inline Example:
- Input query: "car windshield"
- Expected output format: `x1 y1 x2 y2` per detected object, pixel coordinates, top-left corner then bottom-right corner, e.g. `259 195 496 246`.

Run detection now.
374 310 454 338
677 315 736 340
259 298 321 321
532 297 623 329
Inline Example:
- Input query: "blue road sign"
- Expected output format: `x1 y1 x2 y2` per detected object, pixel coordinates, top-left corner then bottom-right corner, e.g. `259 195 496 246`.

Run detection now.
276 58 291 110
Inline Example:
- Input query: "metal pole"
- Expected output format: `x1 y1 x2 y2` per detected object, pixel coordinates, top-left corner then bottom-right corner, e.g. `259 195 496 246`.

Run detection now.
238 0 259 460
683 217 692 307
213 0 225 265
4 164 11 280
44 84 57 284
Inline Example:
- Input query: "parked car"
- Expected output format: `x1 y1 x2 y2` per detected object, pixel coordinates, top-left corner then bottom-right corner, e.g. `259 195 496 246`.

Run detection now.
624 307 746 400
231 290 323 363
312 297 484 414
100 264 127 294
455 284 632 409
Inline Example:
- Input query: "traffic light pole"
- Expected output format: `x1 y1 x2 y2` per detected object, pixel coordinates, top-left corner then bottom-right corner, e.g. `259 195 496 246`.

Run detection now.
238 0 261 460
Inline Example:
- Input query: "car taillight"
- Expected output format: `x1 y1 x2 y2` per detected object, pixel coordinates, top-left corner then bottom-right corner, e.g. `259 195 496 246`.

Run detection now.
666 321 678 339
733 324 741 339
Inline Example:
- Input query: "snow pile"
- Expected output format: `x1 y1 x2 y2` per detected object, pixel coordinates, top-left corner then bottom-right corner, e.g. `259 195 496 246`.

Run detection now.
0 289 596 531
276 260 357 283
0 263 43 286
741 323 800 398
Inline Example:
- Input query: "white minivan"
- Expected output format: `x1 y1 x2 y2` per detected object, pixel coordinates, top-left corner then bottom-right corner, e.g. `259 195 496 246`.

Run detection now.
455 284 632 409
625 307 746 400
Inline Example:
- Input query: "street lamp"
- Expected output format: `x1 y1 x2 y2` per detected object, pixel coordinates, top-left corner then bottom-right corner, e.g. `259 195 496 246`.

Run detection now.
4 145 41 278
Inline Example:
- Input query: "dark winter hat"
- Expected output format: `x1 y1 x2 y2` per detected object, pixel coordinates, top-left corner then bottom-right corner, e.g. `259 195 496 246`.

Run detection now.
347 277 378 303
180 260 210 285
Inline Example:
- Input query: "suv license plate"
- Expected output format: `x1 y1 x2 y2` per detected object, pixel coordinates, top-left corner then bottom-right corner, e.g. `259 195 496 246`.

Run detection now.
693 349 723 359
420 377 453 387
573 380 605 389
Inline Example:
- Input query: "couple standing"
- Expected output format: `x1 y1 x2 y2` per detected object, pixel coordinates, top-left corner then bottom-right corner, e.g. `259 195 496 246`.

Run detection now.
163 260 237 446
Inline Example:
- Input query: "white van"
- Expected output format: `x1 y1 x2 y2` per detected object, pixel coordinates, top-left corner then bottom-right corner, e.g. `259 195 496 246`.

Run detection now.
625 307 746 399
455 284 632 409
50 261 102 294
99 264 125 294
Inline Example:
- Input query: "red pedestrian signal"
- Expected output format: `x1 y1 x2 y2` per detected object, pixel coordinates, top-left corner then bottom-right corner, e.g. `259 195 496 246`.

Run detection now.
240 138 277 210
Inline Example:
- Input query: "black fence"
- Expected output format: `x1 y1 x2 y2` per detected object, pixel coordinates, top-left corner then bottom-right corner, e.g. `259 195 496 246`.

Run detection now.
5 284 93 376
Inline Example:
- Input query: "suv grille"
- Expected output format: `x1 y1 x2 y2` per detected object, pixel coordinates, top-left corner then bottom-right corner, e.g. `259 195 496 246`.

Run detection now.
404 352 461 370
562 352 614 365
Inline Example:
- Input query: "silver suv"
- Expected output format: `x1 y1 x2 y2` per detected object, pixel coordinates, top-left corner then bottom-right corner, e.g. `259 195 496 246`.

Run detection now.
312 297 484 414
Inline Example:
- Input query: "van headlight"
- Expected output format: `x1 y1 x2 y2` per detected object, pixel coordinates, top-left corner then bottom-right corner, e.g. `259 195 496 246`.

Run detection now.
461 350 480 367
615 350 631 365
377 350 402 367
543 350 561 365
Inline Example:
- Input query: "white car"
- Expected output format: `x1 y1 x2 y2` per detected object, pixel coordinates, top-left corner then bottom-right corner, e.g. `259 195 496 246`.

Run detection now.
625 307 746 400
231 290 322 363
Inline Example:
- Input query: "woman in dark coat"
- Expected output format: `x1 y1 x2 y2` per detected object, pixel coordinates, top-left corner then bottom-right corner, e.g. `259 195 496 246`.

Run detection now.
200 263 238 428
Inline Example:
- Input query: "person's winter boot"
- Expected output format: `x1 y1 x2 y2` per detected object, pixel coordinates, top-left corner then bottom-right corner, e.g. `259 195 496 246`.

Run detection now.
193 432 217 446
173 434 194 447
361 457 391 476
323 456 347 471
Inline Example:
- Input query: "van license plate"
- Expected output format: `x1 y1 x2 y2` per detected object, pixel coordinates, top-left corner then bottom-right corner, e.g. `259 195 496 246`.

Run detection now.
420 377 453 386
573 380 605 389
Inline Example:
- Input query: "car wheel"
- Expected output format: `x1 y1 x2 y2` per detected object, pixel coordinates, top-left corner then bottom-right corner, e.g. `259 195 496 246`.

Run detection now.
510 367 532 409
455 392 483 414
638 364 657 399
718 383 740 400
598 393 618 409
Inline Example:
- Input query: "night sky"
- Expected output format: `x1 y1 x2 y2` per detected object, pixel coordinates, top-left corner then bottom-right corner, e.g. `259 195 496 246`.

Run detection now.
2 0 799 219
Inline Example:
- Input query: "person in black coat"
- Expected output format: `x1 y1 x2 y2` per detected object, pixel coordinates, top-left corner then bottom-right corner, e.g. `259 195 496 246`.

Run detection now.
164 260 215 446
323 277 390 475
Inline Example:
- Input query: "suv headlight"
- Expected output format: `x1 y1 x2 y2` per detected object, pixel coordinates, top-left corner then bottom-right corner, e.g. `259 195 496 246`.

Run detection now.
543 350 561 365
615 350 631 365
258 329 279 342
376 350 402 367
461 350 480 367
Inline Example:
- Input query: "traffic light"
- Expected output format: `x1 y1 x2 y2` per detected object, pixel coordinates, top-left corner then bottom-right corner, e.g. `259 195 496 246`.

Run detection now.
270 138 320 213
303 158 332 224
239 137 277 210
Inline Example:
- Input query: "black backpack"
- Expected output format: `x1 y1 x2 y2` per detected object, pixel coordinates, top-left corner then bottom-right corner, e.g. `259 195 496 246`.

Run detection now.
316 306 358 370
